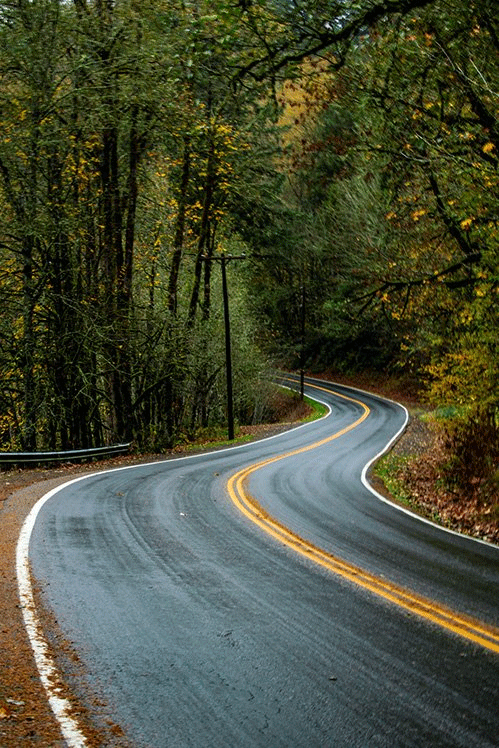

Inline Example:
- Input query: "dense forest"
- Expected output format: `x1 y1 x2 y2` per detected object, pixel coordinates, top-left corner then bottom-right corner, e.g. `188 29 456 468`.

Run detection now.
0 1 497 495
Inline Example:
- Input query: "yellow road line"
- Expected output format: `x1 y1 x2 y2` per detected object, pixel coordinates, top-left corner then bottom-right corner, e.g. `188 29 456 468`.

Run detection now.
227 382 499 654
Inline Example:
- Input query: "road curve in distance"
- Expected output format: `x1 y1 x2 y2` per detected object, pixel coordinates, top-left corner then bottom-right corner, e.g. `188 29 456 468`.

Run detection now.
268 375 499 629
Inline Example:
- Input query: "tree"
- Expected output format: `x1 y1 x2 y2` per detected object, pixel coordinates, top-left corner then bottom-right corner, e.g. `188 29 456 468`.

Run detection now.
2 0 462 451
278 0 499 487
0 0 72 448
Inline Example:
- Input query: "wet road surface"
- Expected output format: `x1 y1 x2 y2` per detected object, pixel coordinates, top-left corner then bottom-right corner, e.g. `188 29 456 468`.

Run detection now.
28 377 499 747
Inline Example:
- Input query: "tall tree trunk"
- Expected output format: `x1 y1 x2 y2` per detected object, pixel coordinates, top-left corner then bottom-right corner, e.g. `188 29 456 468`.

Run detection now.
116 104 143 441
21 238 37 451
188 135 217 324
100 120 122 441
168 135 191 315
20 102 42 451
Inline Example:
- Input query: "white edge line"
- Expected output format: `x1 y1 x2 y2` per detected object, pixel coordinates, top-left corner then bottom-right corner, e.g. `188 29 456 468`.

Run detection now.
15 398 331 746
299 375 499 551
15 475 93 747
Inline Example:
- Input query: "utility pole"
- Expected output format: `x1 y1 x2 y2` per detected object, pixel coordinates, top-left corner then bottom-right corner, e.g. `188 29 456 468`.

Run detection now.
203 252 246 440
220 256 234 440
300 283 306 400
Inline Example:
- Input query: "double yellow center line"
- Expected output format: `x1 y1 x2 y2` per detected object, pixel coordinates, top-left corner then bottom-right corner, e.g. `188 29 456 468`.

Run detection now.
227 382 499 654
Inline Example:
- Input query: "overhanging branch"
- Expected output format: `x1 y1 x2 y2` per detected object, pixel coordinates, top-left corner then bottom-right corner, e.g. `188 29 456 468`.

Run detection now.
353 251 482 314
234 0 437 83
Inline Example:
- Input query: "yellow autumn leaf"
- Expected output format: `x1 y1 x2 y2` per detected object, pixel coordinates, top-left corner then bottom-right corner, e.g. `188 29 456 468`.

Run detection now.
483 142 495 154
411 208 427 221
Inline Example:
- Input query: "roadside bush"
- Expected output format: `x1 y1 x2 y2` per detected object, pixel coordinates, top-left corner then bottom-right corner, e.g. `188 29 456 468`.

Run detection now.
441 406 499 496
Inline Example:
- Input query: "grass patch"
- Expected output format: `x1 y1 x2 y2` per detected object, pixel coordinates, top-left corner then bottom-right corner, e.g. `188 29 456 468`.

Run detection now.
433 404 466 421
175 389 327 454
374 452 414 507
302 395 328 421
178 430 257 452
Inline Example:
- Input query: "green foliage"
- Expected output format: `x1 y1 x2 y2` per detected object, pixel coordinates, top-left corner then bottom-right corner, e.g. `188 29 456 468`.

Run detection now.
0 0 281 450
440 406 499 491
1 0 498 469
375 452 414 507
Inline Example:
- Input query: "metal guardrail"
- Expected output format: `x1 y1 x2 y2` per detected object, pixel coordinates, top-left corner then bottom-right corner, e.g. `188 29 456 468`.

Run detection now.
0 443 132 467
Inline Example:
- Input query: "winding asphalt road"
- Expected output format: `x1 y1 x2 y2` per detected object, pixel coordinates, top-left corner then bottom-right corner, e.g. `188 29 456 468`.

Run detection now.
26 377 499 747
